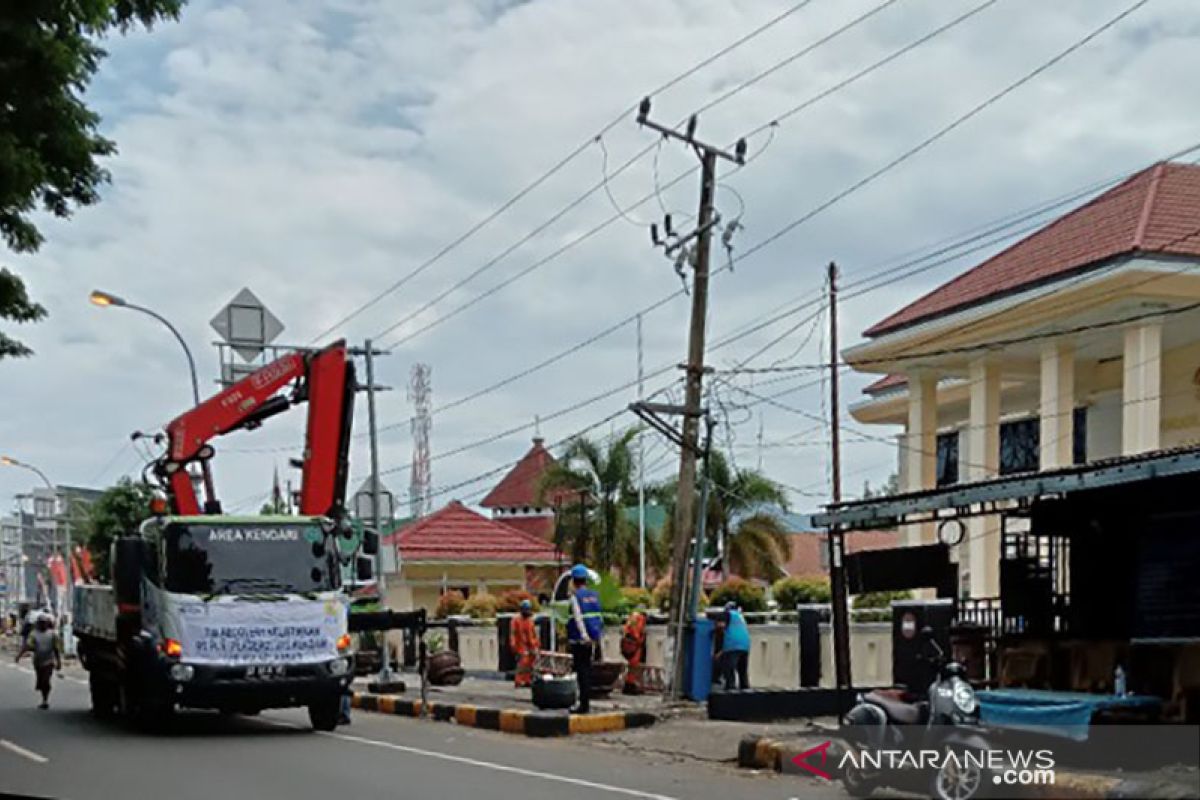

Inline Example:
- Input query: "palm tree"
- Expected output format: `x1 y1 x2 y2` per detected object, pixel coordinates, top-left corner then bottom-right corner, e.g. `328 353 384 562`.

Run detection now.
537 428 639 573
656 450 793 581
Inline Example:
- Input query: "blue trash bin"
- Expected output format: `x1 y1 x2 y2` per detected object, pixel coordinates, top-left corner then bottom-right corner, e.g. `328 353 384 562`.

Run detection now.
681 618 714 701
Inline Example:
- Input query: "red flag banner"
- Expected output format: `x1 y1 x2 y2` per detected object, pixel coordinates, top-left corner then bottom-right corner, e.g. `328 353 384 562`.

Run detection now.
48 554 68 587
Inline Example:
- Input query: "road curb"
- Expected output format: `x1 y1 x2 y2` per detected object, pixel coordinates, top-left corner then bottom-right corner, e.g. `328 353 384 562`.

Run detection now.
735 735 1198 798
350 692 655 738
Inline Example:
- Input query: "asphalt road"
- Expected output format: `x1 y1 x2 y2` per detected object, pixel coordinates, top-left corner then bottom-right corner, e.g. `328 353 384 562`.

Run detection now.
0 662 847 800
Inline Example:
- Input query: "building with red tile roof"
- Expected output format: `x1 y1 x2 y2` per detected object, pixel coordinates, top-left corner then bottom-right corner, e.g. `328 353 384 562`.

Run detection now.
479 437 576 541
847 160 1200 598
382 500 561 611
865 162 1200 337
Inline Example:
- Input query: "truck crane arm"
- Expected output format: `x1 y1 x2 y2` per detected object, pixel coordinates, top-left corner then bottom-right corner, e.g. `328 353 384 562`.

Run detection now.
160 340 356 518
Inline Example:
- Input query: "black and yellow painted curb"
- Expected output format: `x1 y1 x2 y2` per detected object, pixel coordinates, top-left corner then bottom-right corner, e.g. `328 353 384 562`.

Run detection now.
351 692 656 739
735 735 1177 798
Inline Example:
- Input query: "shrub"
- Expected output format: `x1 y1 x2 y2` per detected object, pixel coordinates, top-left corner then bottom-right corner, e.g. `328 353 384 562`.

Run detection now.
650 577 707 613
620 587 652 609
772 576 831 609
709 577 767 612
463 592 499 620
496 589 539 613
434 590 465 619
851 590 912 609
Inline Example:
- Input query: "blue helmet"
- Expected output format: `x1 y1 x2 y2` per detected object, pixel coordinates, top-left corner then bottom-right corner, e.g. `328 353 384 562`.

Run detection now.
519 599 533 611
570 563 590 581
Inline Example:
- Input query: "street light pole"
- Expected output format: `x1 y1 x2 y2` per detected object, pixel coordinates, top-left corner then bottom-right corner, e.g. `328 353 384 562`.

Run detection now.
90 290 216 509
2 456 68 614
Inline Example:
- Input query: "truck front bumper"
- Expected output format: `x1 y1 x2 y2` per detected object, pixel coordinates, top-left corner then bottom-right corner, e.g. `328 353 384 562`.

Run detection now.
169 659 353 712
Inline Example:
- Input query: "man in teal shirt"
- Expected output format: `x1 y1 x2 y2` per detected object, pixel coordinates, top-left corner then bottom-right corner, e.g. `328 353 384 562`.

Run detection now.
719 601 750 691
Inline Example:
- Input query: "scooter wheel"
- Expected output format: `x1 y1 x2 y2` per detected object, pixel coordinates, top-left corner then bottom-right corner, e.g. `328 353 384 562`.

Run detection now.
929 746 988 800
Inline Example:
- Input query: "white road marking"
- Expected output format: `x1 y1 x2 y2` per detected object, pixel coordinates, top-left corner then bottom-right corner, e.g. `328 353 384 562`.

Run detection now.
261 718 678 800
1 739 48 764
6 662 88 685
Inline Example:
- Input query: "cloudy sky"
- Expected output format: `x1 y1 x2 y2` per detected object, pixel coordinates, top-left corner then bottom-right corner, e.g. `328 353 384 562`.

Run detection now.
3 0 1198 520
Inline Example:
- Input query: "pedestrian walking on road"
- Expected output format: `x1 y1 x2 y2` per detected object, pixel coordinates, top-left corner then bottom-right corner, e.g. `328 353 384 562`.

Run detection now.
567 564 603 714
718 601 750 691
16 613 62 709
509 599 540 688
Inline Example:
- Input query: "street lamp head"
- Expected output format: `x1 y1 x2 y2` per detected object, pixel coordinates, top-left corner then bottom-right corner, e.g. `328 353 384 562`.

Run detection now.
89 290 126 308
0 456 16 467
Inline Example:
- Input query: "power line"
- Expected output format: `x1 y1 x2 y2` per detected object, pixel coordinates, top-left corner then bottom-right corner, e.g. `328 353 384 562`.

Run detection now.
736 0 1152 263
308 0 821 344
371 0 965 348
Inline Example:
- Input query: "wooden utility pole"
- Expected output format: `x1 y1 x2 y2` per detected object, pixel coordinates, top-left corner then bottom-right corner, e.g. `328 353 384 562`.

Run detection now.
636 97 745 697
825 262 853 700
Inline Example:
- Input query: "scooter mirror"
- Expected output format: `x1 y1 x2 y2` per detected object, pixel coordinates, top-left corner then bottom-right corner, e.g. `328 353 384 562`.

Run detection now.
920 625 935 640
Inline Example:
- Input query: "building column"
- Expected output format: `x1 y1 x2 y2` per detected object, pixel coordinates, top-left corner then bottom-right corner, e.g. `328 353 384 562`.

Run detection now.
1039 342 1075 469
1122 321 1162 455
966 359 1000 598
904 372 938 547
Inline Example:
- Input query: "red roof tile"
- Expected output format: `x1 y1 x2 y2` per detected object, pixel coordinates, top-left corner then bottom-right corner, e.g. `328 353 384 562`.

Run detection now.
863 373 907 395
480 438 572 509
384 501 560 563
499 515 555 542
865 162 1200 337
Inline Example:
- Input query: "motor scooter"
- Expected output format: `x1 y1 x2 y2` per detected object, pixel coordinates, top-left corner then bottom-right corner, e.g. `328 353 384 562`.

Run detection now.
841 626 992 800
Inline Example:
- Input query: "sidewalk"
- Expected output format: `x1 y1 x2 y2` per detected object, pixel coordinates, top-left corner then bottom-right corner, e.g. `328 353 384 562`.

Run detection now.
359 672 665 716
351 671 663 738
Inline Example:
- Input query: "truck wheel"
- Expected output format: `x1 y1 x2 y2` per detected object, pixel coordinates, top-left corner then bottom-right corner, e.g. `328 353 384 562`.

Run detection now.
89 674 117 719
308 696 342 732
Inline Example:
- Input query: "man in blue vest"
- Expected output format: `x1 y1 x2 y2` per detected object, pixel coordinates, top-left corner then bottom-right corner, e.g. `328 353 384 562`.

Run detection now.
567 563 603 713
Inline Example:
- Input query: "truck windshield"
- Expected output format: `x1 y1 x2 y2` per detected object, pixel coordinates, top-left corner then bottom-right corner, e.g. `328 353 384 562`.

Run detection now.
162 522 338 595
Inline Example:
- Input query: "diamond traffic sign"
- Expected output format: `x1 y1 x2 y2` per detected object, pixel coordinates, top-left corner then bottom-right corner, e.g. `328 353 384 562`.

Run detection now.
210 287 284 362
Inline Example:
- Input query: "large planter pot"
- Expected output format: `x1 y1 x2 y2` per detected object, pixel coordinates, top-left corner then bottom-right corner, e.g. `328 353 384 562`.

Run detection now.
532 674 577 710
428 650 464 686
590 661 624 698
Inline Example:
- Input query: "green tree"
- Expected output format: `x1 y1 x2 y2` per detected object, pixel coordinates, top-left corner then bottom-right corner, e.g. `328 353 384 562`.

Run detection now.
84 478 156 579
657 451 793 581
0 1 184 358
537 428 640 573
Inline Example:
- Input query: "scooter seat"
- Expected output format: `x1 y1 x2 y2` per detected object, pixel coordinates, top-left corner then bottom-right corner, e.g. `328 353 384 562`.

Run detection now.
863 690 923 725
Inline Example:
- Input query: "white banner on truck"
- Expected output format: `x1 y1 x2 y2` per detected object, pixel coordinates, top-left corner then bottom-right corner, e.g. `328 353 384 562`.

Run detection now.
169 597 347 665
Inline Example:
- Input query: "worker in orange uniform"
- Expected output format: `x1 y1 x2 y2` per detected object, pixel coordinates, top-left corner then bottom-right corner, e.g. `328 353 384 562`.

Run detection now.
509 599 540 688
620 606 648 695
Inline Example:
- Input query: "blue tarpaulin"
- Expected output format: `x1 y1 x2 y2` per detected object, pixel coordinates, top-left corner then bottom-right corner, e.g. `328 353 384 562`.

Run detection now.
977 689 1160 741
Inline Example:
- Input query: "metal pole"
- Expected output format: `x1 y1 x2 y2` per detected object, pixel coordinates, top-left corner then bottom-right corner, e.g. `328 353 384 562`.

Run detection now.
688 414 715 622
668 148 718 698
365 339 393 681
637 313 646 589
122 302 218 510
826 262 853 701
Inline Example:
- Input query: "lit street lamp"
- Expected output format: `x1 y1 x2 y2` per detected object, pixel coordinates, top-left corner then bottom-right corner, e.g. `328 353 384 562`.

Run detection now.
89 290 217 510
89 290 201 405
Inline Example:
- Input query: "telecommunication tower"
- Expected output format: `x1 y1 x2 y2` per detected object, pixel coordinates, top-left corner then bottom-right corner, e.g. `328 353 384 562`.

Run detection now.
408 363 432 518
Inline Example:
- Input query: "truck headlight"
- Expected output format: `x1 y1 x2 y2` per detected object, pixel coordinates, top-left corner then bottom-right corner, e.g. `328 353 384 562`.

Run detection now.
328 657 351 677
952 678 977 715
170 664 195 683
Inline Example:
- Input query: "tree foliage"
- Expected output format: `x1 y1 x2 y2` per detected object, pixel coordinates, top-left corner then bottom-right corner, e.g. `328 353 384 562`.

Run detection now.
538 428 643 573
83 477 156 579
656 451 794 581
0 1 183 358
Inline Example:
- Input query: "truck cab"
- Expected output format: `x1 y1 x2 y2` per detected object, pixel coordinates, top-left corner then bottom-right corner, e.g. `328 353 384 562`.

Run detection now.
75 514 368 730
